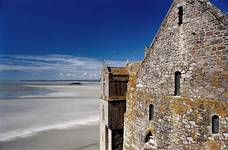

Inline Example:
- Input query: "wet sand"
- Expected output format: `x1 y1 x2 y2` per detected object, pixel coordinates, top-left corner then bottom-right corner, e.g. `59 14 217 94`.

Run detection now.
0 124 99 150
0 84 100 150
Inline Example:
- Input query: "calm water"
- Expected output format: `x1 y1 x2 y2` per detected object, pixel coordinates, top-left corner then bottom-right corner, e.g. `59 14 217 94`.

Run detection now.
0 83 53 99
0 81 98 99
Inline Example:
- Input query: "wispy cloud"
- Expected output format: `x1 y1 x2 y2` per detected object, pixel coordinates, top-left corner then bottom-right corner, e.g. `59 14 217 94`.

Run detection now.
0 55 126 80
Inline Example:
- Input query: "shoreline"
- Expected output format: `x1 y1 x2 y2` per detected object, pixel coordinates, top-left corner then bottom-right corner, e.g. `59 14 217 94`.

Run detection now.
19 84 100 98
0 83 100 99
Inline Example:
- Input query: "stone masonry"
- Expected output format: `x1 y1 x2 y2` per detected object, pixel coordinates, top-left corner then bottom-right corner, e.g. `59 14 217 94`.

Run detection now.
123 0 228 149
100 0 228 149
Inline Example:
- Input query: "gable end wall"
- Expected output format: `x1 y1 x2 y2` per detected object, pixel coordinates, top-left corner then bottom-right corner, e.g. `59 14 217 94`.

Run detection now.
124 0 228 149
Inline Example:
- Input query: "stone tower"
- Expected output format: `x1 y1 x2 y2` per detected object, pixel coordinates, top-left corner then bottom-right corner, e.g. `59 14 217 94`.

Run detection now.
100 65 129 150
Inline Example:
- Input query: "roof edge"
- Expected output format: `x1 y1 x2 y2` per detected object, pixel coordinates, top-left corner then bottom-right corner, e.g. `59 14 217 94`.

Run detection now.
141 0 176 69
202 0 228 27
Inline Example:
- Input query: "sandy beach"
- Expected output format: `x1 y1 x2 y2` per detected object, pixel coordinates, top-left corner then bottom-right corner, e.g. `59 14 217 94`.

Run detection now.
0 83 100 150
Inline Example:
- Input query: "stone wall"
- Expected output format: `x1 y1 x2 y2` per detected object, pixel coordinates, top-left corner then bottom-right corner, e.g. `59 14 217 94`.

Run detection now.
123 0 228 149
138 0 227 101
124 90 228 149
100 100 109 150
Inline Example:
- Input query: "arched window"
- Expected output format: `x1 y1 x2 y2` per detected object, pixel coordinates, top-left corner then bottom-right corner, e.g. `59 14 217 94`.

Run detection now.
145 131 152 143
212 115 219 134
149 104 154 120
175 71 181 96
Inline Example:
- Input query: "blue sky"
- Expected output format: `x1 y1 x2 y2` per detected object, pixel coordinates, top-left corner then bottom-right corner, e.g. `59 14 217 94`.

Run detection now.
0 0 227 80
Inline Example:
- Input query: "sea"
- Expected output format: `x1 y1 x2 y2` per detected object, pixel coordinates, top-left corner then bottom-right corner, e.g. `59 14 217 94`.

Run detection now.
0 81 100 150
0 80 99 99
0 82 52 99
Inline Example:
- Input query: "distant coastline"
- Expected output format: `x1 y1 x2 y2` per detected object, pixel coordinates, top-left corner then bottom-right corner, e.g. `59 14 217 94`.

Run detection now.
20 79 100 82
0 80 100 99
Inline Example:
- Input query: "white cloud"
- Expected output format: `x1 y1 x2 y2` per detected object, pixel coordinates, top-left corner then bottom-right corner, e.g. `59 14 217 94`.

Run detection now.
0 55 126 80
59 73 64 76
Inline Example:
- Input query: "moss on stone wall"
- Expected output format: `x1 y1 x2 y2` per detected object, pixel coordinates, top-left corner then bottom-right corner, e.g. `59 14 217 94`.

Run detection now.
124 88 228 149
123 0 228 149
168 96 228 117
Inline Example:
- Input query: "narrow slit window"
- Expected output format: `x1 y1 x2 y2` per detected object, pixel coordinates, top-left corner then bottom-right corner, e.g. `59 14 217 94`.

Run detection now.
178 6 183 26
102 105 105 121
145 131 152 143
212 115 219 134
175 71 181 96
149 104 154 120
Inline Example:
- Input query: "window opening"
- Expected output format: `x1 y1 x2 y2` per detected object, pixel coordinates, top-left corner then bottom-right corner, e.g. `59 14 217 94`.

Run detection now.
145 131 152 143
175 71 181 96
178 6 183 26
212 115 219 134
149 104 154 120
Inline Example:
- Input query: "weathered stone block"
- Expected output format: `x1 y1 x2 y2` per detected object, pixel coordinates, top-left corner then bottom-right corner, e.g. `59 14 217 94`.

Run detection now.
123 0 228 150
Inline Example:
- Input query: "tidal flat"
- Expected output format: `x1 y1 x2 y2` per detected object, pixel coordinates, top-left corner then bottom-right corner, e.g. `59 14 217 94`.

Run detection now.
0 83 100 150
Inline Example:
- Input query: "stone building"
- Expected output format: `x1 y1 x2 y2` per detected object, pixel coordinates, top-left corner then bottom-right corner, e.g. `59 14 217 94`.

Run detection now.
100 65 129 150
100 0 228 149
100 63 141 150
